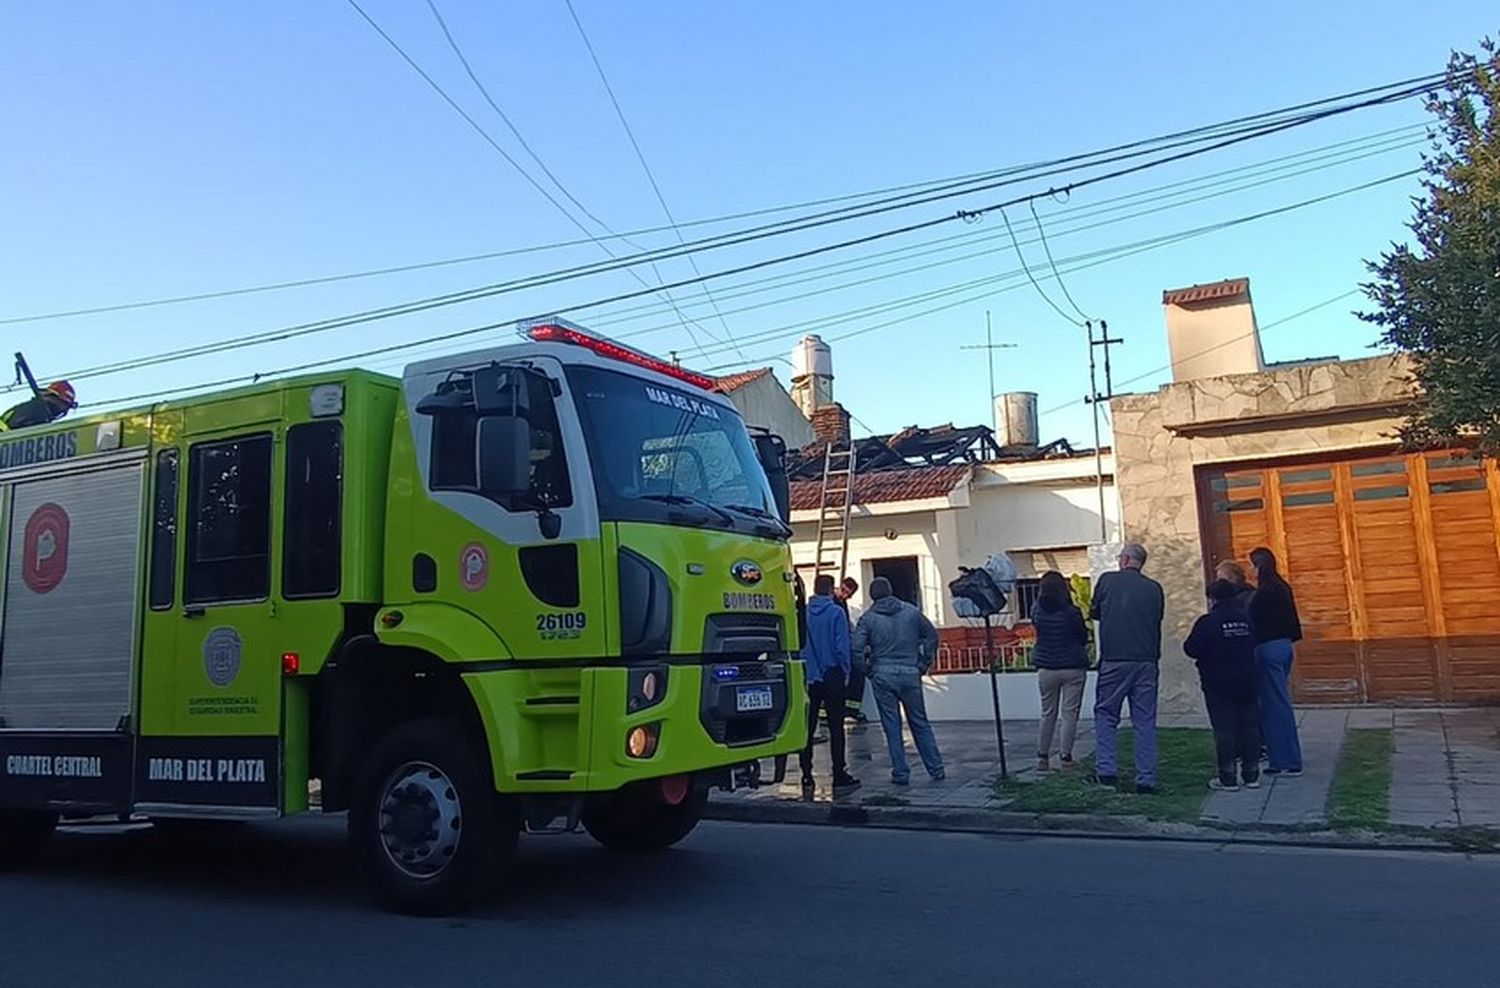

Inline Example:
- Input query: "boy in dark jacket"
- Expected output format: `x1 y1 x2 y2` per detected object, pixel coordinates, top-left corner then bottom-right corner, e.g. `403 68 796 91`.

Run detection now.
1184 580 1262 792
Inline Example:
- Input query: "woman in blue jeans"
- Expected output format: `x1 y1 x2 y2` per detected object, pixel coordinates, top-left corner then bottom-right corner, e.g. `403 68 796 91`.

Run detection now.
1249 547 1303 776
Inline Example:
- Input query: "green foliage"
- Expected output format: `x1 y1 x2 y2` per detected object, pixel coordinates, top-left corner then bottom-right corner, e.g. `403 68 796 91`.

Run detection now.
1327 729 1392 830
1362 40 1500 455
994 728 1216 822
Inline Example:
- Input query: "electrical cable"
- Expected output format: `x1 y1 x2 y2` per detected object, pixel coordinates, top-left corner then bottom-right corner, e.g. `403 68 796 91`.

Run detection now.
31 86 1437 394
0 77 1439 327
77 172 1413 410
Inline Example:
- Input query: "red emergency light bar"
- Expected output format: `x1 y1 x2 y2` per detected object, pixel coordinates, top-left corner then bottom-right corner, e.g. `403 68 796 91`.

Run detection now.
526 322 718 392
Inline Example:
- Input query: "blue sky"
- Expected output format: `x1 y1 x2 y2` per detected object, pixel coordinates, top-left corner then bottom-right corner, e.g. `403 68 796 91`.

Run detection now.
1 2 1492 447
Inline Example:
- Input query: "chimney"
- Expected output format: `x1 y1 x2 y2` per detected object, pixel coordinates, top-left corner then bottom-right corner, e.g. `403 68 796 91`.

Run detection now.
789 334 833 418
811 402 851 447
1161 277 1265 382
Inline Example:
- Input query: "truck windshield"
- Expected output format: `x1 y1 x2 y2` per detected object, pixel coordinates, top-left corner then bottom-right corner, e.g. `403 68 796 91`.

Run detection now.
566 364 784 537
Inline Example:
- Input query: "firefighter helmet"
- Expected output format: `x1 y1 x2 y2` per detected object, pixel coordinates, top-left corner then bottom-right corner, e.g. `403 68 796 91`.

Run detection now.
44 381 77 408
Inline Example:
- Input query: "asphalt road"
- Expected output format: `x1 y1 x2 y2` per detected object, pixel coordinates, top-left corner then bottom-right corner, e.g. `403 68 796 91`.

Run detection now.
1 817 1496 987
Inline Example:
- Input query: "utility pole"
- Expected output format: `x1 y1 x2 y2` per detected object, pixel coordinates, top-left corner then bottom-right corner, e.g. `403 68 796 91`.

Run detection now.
1085 319 1123 542
959 311 1016 437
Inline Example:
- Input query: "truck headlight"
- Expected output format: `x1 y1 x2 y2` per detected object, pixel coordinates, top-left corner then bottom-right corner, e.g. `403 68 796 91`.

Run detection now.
627 666 668 712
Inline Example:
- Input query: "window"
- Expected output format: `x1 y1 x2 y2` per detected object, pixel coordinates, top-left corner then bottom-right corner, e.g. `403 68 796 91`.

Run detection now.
1427 453 1482 471
1352 460 1406 477
1430 477 1487 495
1213 497 1264 513
1209 474 1262 491
283 422 342 599
1013 578 1043 621
1353 484 1408 501
1282 490 1334 508
149 449 179 610
427 371 573 511
1280 467 1331 485
186 434 273 604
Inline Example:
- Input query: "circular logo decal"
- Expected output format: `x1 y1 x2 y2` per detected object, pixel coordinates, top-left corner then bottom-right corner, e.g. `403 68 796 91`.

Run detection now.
203 627 243 688
730 559 763 586
22 502 70 594
460 543 489 592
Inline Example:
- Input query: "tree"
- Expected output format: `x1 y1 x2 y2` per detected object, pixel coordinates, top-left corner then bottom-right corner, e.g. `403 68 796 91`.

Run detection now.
1361 40 1500 455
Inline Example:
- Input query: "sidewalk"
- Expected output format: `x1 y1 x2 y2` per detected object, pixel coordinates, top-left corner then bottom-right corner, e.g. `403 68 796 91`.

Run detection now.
708 707 1500 847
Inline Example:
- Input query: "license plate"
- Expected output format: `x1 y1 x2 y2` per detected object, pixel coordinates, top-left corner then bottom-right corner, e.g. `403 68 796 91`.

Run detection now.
735 685 774 712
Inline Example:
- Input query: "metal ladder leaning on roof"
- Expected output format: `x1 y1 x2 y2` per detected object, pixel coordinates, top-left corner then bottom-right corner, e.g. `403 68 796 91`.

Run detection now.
811 442 856 582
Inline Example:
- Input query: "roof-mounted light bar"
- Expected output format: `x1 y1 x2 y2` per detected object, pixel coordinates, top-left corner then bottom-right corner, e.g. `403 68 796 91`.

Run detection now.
522 318 718 392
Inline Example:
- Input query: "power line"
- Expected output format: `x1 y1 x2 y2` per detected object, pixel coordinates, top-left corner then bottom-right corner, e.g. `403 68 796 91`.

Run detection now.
561 0 746 359
348 0 718 356
999 205 1085 327
79 170 1414 410
1029 197 1093 323
1038 288 1367 418
0 79 1438 327
31 84 1437 395
353 139 1420 372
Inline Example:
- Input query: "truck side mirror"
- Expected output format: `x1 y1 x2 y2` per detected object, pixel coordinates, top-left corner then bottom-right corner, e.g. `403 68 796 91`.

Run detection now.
752 431 791 523
477 416 530 497
472 365 530 418
415 387 468 416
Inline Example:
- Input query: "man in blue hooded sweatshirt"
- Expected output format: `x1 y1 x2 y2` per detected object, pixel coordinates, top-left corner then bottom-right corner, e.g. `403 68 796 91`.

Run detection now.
800 574 861 793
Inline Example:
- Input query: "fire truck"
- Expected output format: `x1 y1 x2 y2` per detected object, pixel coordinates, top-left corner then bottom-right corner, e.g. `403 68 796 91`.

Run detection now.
0 321 805 914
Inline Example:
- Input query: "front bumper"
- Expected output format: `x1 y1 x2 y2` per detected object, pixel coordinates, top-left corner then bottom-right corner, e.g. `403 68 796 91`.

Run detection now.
463 657 808 794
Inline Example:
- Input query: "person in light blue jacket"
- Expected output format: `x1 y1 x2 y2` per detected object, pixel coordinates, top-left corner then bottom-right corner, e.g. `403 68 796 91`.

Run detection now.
799 574 861 793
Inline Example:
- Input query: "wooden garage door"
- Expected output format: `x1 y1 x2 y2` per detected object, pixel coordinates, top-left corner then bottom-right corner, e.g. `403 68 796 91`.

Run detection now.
1201 450 1500 704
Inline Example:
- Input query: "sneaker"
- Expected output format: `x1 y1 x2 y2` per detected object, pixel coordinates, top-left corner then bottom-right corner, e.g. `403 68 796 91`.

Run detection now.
1037 756 1051 773
1208 778 1240 792
1060 754 1076 767
929 770 946 782
801 775 815 790
1091 774 1118 789
1136 784 1159 796
890 775 910 786
1283 769 1304 778
1244 777 1262 789
833 776 862 793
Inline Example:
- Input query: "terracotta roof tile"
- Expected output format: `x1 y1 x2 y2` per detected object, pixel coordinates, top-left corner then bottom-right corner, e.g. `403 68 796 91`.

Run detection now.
790 464 971 512
711 368 773 393
1162 278 1249 306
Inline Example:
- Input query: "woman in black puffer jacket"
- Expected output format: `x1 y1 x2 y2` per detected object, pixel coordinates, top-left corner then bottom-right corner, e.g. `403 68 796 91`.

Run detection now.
1031 571 1090 772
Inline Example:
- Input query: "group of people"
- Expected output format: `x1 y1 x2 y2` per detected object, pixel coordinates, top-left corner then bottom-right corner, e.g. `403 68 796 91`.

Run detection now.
796 573 944 793
798 539 1303 797
1029 541 1304 793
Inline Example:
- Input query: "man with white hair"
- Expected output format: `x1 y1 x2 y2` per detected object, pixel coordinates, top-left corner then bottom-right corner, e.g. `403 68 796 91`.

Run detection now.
1089 542 1166 794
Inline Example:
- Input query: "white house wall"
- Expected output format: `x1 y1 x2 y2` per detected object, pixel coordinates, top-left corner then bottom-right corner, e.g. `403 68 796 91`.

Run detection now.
726 375 815 448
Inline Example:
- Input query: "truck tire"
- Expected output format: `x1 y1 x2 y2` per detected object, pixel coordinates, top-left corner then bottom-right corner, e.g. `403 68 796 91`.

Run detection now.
349 718 515 915
582 781 708 853
0 811 57 870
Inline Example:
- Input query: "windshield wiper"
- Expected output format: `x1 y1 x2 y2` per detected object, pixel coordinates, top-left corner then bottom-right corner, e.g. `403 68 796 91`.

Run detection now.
639 493 735 527
723 503 792 537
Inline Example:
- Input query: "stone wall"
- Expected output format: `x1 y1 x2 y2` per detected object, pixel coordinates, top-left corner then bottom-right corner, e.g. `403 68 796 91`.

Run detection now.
1109 354 1414 712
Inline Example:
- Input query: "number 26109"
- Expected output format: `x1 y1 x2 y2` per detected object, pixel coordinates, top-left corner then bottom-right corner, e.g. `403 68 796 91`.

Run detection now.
537 612 587 639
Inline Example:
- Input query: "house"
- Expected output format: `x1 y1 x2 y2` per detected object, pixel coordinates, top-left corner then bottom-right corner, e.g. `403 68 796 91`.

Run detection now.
1110 277 1500 710
712 367 815 449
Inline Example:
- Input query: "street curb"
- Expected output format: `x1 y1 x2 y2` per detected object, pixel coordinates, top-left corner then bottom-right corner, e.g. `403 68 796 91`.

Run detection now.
703 797 1465 853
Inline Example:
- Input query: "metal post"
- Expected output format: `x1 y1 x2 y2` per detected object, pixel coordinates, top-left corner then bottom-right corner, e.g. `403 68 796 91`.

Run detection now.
984 614 1008 779
1087 323 1107 542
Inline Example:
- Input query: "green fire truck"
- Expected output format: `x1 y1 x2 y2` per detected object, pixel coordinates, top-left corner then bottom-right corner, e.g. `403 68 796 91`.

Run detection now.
0 321 806 913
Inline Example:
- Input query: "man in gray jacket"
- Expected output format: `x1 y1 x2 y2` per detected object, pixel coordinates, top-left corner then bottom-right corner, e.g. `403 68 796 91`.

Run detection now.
853 577 945 784
1090 542 1166 794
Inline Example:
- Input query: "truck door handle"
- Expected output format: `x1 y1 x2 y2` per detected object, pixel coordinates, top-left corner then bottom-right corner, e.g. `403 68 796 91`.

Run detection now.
183 605 206 619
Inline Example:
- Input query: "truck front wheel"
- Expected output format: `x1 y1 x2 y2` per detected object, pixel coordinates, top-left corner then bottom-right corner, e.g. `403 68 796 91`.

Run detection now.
0 811 57 870
582 779 708 852
349 718 515 915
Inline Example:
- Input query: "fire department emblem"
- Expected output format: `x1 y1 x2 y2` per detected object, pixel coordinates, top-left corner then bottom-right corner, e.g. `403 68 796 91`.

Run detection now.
460 542 489 592
730 559 763 586
22 502 70 594
203 627 243 688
